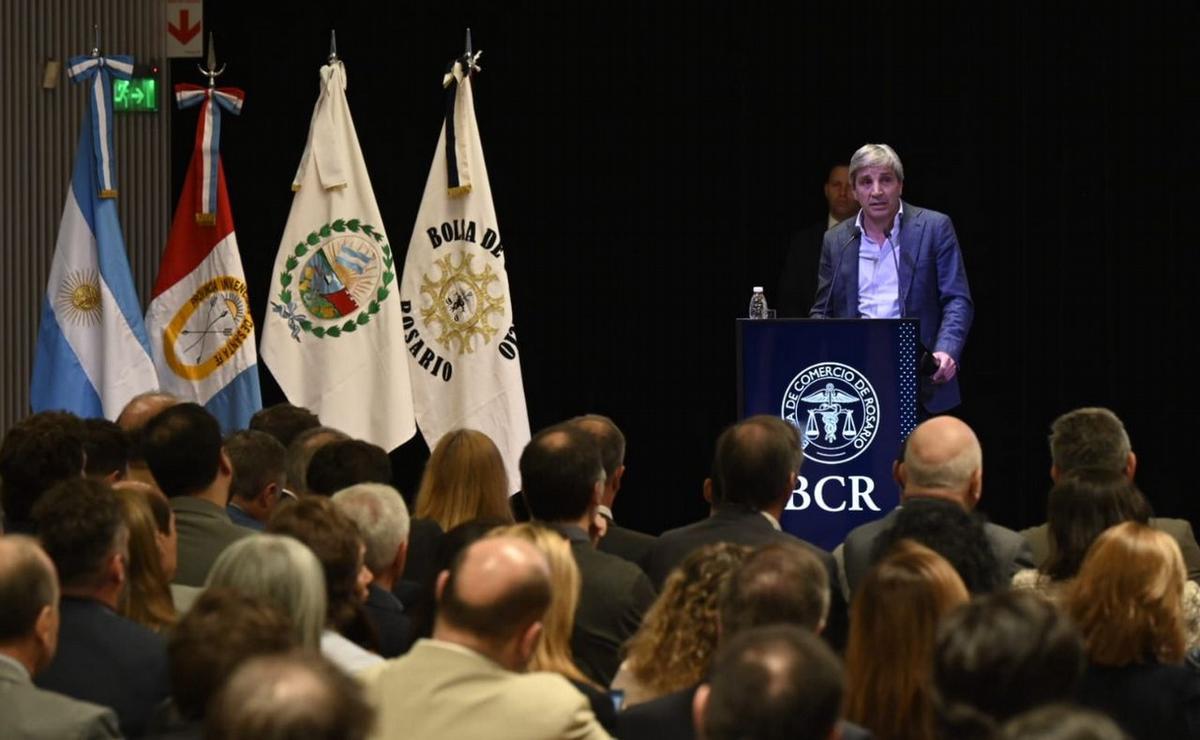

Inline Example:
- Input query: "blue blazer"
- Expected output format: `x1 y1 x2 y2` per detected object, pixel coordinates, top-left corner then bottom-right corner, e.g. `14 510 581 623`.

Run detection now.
810 203 973 412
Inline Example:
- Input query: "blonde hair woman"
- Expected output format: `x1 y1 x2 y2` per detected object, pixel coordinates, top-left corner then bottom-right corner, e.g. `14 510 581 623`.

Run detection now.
113 485 177 631
415 429 512 531
1066 522 1200 737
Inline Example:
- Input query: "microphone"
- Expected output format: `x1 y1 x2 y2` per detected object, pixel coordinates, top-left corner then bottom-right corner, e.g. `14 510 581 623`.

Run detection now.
814 225 861 318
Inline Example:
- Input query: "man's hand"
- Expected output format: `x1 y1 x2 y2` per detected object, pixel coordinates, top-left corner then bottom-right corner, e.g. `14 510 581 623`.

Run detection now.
931 351 957 384
589 512 610 545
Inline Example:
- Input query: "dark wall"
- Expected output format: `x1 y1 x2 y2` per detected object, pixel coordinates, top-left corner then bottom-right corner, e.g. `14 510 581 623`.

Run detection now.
172 2 1200 535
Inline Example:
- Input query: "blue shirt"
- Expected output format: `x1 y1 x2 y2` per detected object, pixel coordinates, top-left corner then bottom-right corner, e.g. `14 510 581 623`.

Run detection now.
226 504 265 531
856 205 903 318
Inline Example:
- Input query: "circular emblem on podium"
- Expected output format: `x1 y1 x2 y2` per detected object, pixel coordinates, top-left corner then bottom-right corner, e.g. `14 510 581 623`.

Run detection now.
781 362 880 465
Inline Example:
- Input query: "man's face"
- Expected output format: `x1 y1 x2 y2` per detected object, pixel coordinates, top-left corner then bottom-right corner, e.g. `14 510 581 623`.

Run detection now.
824 165 857 221
853 165 903 227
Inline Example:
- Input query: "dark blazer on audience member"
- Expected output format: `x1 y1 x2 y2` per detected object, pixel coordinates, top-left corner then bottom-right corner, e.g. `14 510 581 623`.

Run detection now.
365 583 411 659
170 497 253 587
617 683 874 740
0 655 121 739
1021 517 1200 583
556 525 657 687
840 497 1035 596
597 521 657 567
35 596 169 737
1077 660 1200 740
639 503 848 650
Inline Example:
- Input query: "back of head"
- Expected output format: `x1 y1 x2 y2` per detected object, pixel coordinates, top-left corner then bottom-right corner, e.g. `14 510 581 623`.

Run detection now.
437 536 552 645
1049 407 1131 475
305 439 392 497
1065 521 1187 666
206 534 327 649
0 535 58 646
935 591 1085 739
716 415 802 510
1044 468 1151 581
568 414 626 478
999 704 1129 740
267 498 364 631
116 391 178 433
719 542 830 637
415 428 511 531
870 498 1002 594
225 430 287 503
249 403 321 448
168 587 296 719
902 416 982 502
0 410 85 528
82 418 130 480
141 403 222 498
332 483 411 575
703 625 843 740
849 142 905 184
846 540 968 740
285 427 349 495
206 651 374 740
519 423 603 523
32 477 124 591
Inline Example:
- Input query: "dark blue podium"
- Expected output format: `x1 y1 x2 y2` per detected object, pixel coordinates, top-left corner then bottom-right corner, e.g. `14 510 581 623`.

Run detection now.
737 318 920 550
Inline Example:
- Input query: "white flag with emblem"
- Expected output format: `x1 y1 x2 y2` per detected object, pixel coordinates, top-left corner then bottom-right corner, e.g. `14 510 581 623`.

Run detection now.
399 51 530 491
260 61 415 450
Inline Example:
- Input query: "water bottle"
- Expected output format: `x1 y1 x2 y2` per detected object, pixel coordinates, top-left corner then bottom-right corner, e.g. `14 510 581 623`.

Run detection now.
748 286 768 319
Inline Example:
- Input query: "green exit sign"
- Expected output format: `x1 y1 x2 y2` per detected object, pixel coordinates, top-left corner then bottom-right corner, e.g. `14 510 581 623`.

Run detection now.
113 78 158 113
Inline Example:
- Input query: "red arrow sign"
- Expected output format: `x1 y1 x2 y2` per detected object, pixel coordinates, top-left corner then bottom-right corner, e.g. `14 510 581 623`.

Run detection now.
168 9 201 45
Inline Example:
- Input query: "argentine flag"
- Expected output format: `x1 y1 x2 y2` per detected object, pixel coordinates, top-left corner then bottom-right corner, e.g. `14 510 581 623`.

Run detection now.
31 54 158 418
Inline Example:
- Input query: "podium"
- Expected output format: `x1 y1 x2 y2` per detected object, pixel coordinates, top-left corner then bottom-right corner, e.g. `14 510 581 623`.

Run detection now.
737 318 920 550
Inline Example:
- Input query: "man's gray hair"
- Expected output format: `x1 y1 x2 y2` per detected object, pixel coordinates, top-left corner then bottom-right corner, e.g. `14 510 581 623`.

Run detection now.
849 143 905 185
331 483 410 575
904 436 982 491
1049 407 1131 474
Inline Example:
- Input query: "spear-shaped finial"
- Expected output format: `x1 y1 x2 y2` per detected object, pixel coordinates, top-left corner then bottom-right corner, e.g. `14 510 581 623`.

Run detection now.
198 32 226 88
90 24 101 57
464 27 472 56
328 29 338 64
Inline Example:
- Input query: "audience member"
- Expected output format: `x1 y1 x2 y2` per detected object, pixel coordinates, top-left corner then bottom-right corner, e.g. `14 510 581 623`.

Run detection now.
360 536 611 739
306 438 393 497
207 651 374 740
934 591 1086 740
224 429 287 531
845 540 968 740
114 485 177 631
869 497 1003 593
999 705 1129 740
249 402 321 448
141 403 250 586
520 422 656 685
415 428 513 531
115 391 178 488
333 483 413 658
0 535 121 739
1066 522 1200 739
32 478 169 736
81 418 130 482
0 410 85 534
614 542 749 708
285 425 349 496
206 534 327 648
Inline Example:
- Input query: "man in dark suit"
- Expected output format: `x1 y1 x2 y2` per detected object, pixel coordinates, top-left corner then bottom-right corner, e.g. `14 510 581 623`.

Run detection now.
32 478 169 737
619 543 870 740
1019 407 1200 581
521 422 657 686
840 416 1034 598
0 534 121 739
777 162 858 318
640 415 847 648
570 414 657 566
811 143 973 414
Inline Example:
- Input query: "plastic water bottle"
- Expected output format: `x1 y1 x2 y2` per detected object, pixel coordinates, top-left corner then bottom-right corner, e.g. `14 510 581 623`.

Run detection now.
748 286 768 319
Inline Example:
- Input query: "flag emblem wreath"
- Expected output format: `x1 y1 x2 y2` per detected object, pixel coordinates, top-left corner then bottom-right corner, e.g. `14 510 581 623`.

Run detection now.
418 251 506 355
271 218 395 342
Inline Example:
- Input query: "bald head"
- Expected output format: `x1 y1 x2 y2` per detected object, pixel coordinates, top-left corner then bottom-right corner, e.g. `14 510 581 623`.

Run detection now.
0 536 58 642
436 536 552 644
116 392 179 433
901 416 983 507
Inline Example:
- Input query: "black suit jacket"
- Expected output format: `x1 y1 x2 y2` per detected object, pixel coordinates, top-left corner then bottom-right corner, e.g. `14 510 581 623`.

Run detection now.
597 521 657 568
640 504 848 650
364 583 412 658
35 597 169 738
777 219 829 318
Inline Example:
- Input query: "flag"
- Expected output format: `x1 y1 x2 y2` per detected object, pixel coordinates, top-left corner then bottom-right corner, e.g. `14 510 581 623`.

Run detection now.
31 54 157 418
260 61 415 450
399 51 530 491
145 83 262 432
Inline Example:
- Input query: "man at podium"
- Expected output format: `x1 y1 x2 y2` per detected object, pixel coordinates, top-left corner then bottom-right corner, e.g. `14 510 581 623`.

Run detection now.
810 143 973 413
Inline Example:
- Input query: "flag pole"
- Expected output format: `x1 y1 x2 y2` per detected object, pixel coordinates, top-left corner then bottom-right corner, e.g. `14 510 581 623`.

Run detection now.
328 29 338 64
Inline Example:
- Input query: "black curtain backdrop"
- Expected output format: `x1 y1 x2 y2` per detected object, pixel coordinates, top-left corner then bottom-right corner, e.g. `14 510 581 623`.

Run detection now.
170 2 1200 536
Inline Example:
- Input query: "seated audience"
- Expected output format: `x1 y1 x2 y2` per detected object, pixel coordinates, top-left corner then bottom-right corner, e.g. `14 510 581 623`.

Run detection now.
249 402 321 448
415 428 514 531
613 542 750 707
268 497 381 673
845 539 969 740
869 497 1003 594
115 391 178 488
81 418 130 483
206 533 326 648
359 536 611 739
0 410 85 534
284 425 348 496
1066 522 1200 739
306 438 393 497
999 704 1129 740
224 429 287 531
934 590 1085 740
0 535 121 739
332 483 413 658
32 478 169 736
207 651 374 740
141 403 251 587
114 485 177 631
